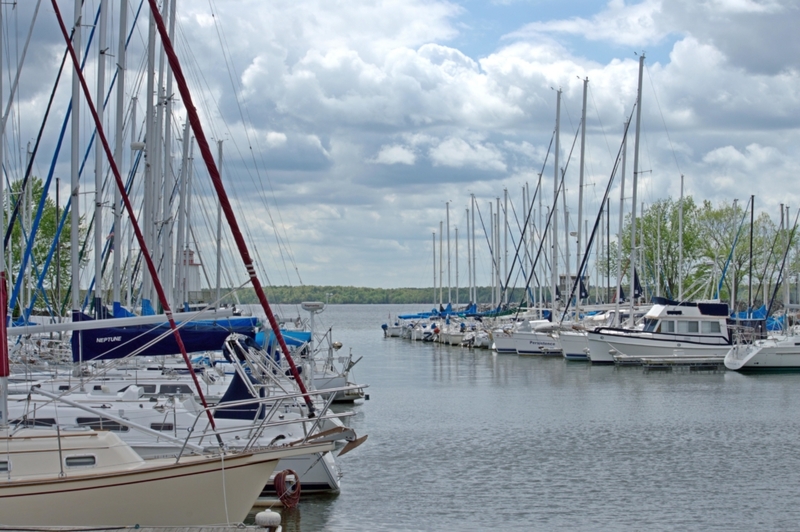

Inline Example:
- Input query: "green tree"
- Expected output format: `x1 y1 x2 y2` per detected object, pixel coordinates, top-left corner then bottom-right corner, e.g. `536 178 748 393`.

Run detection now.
8 177 81 315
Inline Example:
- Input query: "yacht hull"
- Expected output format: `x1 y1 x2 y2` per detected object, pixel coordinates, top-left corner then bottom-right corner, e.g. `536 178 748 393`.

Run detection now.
0 442 331 527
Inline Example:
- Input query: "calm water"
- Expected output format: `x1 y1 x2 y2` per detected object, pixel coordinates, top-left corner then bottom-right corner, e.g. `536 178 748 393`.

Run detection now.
256 304 800 531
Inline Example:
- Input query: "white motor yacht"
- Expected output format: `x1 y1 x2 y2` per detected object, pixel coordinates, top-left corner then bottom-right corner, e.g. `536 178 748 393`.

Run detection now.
587 298 735 365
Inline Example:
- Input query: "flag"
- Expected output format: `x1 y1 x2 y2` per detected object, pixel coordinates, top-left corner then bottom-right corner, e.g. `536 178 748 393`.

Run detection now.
634 268 643 298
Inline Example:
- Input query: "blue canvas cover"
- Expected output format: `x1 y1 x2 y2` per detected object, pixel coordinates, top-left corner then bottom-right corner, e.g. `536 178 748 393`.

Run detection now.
71 313 258 362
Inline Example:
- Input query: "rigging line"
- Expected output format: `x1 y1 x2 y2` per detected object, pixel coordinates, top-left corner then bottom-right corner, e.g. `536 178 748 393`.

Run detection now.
588 84 614 163
472 201 498 295
0 0 42 137
559 113 633 324
205 0 302 285
716 196 753 300
497 131 555 302
645 62 683 176
766 209 800 318
752 214 784 306
174 21 298 289
505 197 542 294
173 20 291 288
3 3 95 248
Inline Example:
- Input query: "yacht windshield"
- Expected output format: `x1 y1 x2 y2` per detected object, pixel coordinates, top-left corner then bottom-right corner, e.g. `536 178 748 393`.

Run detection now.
643 318 658 332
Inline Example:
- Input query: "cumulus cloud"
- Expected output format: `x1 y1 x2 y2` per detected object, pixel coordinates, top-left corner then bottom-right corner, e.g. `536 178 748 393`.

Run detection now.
370 145 416 165
429 137 507 172
11 0 800 288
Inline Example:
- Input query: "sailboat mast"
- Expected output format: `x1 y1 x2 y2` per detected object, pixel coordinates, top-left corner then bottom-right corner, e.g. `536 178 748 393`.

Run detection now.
446 201 451 303
215 140 223 308
577 77 588 313
174 120 190 307
629 53 645 324
112 0 127 313
93 0 108 316
503 189 508 306
679 174 684 300
466 207 470 304
141 6 156 311
615 119 629 325
70 0 82 320
439 220 443 305
552 89 561 312
432 231 436 305
748 194 754 317
471 194 476 303
0 0 7 428
183 139 194 306
162 0 177 310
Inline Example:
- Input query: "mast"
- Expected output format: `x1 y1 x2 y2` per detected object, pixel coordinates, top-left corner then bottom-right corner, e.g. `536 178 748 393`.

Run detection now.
439 220 443 306
496 197 501 306
113 0 128 313
657 203 661 297
629 53 645 325
455 226 459 306
70 0 82 321
0 0 7 428
679 174 684 300
732 198 738 314
748 194 754 317
471 194 476 303
446 201 451 303
174 120 190 307
215 140 223 308
93 0 108 316
432 231 436 305
161 0 177 310
141 5 156 312
466 207 470 304
615 119 629 326
503 188 508 306
488 202 493 305
553 89 561 312
182 139 194 306
577 77 588 313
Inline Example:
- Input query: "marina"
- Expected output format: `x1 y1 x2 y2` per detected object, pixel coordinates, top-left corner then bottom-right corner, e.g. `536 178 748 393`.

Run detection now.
0 0 798 529
263 304 800 531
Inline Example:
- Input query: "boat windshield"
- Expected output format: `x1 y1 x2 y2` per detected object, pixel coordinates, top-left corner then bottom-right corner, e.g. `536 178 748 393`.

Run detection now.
643 318 658 332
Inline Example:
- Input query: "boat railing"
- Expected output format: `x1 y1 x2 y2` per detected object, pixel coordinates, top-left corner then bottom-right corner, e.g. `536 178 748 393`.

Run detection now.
176 382 366 459
30 382 365 462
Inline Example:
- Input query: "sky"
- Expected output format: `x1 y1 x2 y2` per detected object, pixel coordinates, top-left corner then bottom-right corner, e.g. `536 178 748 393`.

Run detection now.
8 0 800 292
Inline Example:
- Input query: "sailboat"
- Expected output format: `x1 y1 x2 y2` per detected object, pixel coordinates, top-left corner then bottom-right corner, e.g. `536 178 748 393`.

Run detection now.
1 1 366 526
0 426 333 527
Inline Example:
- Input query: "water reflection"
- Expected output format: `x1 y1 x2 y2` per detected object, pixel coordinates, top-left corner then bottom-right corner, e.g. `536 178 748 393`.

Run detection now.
241 304 800 531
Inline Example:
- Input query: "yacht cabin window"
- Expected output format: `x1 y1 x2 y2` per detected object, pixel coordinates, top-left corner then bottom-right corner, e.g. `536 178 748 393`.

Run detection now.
0 460 8 472
659 321 675 333
677 321 699 333
701 321 722 334
643 318 658 332
76 417 130 432
65 455 96 468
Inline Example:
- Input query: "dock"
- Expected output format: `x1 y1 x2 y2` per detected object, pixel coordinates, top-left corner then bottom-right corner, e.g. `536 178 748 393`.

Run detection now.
639 356 725 370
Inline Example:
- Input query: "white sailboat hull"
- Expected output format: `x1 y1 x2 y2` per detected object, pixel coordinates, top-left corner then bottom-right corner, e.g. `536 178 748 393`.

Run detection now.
493 330 562 355
725 336 800 371
558 330 589 360
0 429 332 527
